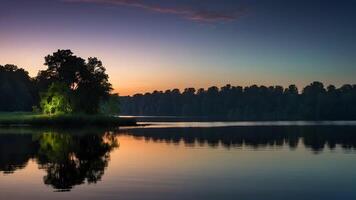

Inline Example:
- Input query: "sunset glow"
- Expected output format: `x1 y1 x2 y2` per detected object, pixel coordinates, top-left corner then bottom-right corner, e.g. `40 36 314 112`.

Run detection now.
1 0 355 95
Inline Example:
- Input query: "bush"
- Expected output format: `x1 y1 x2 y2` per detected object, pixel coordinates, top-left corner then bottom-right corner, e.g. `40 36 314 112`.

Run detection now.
40 83 72 115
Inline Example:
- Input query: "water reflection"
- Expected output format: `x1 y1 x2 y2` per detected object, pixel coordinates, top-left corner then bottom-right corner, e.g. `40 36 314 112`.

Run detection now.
0 134 37 174
125 126 356 152
1 125 356 193
0 129 118 191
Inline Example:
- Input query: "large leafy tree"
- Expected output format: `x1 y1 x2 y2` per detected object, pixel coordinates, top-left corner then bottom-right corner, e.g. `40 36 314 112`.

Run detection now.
36 50 112 114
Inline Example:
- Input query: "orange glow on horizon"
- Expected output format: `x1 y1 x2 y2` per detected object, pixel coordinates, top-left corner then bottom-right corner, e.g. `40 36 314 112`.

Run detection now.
1 46 354 97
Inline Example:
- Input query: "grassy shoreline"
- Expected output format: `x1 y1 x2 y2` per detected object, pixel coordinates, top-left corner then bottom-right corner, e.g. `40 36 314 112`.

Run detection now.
0 112 137 127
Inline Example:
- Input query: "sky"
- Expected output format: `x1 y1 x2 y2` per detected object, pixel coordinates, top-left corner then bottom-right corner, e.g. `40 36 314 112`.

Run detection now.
0 0 355 95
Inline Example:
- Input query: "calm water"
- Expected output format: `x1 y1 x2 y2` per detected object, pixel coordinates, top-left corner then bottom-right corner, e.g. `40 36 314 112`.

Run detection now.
1 122 356 200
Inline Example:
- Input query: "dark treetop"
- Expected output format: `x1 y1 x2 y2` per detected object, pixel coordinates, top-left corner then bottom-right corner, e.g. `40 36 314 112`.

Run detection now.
0 50 113 114
120 82 356 120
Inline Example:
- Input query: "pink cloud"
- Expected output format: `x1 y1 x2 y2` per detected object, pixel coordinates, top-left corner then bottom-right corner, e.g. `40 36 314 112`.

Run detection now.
63 0 247 23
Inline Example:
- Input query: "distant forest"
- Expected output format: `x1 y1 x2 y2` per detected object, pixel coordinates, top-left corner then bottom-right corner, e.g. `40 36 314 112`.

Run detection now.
120 82 356 120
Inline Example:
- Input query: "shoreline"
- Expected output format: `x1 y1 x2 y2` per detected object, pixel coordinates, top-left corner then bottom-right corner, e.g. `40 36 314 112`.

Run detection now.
0 113 137 127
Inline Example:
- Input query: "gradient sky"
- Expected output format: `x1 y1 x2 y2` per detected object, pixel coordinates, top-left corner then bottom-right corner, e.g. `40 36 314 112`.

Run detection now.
0 0 355 95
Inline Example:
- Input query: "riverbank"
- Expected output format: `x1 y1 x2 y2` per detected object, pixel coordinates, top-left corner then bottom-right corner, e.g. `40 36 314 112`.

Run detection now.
0 112 137 127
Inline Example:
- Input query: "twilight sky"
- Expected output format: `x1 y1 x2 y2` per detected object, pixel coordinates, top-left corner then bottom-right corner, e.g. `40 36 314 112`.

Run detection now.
0 0 355 95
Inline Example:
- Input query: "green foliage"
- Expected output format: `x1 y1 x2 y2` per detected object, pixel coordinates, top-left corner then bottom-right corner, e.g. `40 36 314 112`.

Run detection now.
100 94 120 115
38 132 73 163
36 50 112 114
40 83 72 115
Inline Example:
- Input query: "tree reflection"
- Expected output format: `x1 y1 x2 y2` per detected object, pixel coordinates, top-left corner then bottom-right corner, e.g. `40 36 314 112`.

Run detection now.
0 129 118 191
124 126 356 153
37 132 118 191
0 134 37 174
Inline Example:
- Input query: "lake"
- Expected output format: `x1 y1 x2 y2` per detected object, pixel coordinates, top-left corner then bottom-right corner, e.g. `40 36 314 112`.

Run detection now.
1 121 356 200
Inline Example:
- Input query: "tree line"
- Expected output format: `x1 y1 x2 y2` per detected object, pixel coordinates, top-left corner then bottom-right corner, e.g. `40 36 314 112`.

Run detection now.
120 82 356 120
1 50 356 120
0 50 118 114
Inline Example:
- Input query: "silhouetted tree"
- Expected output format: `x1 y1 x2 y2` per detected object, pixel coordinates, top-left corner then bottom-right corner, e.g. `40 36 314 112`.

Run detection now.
36 50 112 114
0 64 38 111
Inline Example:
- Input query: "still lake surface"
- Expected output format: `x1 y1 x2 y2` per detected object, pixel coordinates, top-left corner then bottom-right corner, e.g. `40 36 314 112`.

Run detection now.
1 120 356 200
